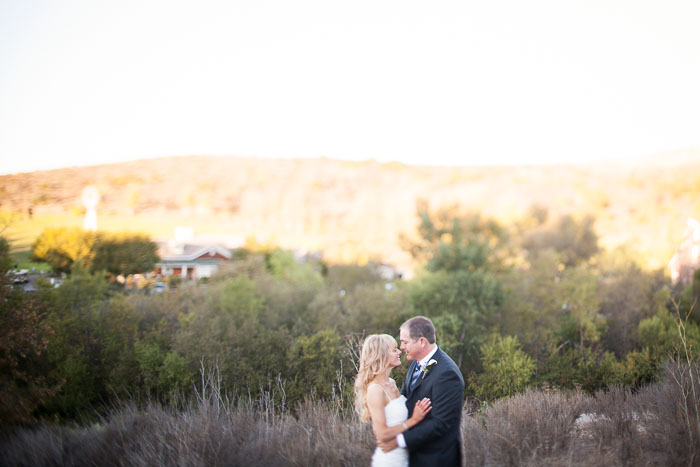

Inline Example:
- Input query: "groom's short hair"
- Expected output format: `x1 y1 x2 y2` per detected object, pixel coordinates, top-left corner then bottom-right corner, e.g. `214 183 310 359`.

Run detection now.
401 316 436 344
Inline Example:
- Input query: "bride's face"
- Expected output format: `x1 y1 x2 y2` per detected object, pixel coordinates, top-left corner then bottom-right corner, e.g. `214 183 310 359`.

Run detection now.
388 341 402 368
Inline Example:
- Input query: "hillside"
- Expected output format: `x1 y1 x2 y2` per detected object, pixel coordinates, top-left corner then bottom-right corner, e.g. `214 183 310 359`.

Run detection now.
2 150 699 273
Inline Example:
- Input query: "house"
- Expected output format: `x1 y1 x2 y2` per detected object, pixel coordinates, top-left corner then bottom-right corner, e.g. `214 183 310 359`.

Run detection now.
154 241 232 280
669 218 700 285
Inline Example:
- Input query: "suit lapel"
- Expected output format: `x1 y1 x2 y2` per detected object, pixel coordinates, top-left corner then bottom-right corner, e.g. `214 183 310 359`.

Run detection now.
404 360 417 396
407 348 442 397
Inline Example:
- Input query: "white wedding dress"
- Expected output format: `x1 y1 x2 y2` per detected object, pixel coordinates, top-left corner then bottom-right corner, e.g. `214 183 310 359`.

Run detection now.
370 385 409 467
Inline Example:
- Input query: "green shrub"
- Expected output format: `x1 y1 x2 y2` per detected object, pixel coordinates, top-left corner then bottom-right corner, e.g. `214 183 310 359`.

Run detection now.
286 329 348 403
470 335 535 400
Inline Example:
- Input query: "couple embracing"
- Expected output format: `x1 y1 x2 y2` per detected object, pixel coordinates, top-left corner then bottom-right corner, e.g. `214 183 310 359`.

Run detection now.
354 316 465 467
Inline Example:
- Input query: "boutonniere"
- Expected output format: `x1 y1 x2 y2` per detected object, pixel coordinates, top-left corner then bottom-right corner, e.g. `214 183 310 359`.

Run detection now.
421 359 438 379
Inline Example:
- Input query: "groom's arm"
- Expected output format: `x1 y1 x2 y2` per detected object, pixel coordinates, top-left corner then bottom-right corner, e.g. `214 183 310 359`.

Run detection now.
402 368 463 449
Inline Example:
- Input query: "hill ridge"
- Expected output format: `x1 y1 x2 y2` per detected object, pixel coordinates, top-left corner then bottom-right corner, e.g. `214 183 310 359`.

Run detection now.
2 152 699 271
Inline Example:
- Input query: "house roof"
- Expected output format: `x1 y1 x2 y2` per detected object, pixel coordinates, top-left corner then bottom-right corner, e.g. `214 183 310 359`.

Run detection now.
157 242 232 262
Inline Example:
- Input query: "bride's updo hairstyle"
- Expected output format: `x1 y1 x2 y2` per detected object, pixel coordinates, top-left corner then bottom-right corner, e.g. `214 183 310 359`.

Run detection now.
354 334 397 422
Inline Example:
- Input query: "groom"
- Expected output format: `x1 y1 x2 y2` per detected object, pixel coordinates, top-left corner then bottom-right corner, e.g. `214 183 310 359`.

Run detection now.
378 316 465 467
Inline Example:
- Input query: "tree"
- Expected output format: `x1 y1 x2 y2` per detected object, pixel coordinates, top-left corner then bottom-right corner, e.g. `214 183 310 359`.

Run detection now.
266 249 322 286
0 236 12 271
401 203 508 373
522 214 598 267
498 249 565 359
597 251 667 356
31 227 98 273
557 266 605 352
32 228 159 278
409 269 504 372
91 233 159 276
401 201 509 272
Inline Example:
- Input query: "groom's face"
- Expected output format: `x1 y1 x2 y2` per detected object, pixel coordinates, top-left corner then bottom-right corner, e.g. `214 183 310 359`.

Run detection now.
399 327 424 361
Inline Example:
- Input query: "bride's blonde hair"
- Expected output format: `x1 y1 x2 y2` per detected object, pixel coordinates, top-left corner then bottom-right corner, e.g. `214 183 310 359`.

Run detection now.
353 334 397 422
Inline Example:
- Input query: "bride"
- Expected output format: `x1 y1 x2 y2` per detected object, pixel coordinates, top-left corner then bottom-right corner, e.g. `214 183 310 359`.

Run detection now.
354 334 431 467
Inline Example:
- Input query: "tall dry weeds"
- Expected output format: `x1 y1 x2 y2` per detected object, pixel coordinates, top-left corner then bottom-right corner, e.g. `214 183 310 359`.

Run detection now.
0 362 373 467
4 353 700 466
583 386 646 466
480 388 590 466
631 362 700 467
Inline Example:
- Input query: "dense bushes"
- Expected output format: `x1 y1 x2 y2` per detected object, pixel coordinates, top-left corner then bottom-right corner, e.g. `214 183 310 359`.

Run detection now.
3 205 699 434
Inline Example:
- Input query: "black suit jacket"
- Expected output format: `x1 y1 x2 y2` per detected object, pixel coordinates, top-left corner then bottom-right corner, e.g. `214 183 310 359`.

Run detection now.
401 347 465 467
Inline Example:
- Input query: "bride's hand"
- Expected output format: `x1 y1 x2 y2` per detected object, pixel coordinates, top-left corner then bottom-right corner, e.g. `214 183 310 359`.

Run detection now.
410 397 432 423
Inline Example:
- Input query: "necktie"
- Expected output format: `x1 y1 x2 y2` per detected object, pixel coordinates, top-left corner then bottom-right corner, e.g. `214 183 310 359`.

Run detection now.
410 363 422 390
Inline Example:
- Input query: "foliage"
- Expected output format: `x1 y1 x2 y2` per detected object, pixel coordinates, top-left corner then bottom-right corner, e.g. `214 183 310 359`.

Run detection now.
40 265 111 418
340 282 409 337
639 304 700 360
174 276 290 401
522 214 599 267
0 236 12 271
1 202 693 437
616 348 661 387
409 269 504 372
134 341 192 401
31 228 158 277
91 233 159 276
555 266 605 350
266 249 323 286
287 329 349 402
0 239 56 430
540 346 622 392
469 335 535 400
597 252 667 356
426 241 494 273
499 249 567 360
325 263 386 292
401 201 509 271
31 227 98 273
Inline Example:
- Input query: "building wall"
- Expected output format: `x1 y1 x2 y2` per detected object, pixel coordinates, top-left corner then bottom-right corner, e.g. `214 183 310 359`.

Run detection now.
156 261 225 280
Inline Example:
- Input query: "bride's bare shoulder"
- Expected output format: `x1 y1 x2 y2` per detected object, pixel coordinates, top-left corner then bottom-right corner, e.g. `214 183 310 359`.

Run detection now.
366 383 387 406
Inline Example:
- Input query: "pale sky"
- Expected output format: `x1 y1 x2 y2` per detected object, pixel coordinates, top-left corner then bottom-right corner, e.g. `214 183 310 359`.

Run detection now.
1 0 698 174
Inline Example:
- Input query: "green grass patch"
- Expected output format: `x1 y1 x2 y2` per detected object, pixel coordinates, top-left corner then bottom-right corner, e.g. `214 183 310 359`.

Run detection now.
9 249 51 272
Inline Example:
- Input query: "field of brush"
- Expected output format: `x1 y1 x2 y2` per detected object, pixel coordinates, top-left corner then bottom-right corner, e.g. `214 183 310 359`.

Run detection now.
2 363 698 467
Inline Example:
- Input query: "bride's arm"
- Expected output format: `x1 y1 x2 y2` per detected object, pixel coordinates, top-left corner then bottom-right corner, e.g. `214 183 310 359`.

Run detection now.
367 386 432 443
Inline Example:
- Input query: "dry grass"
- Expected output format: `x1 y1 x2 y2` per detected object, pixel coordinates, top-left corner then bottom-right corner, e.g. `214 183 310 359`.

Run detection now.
462 389 590 466
459 363 699 466
2 365 699 467
630 362 700 466
0 398 374 467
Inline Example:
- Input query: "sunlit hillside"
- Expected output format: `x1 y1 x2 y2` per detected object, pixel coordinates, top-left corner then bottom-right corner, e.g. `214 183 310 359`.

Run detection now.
2 149 699 273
